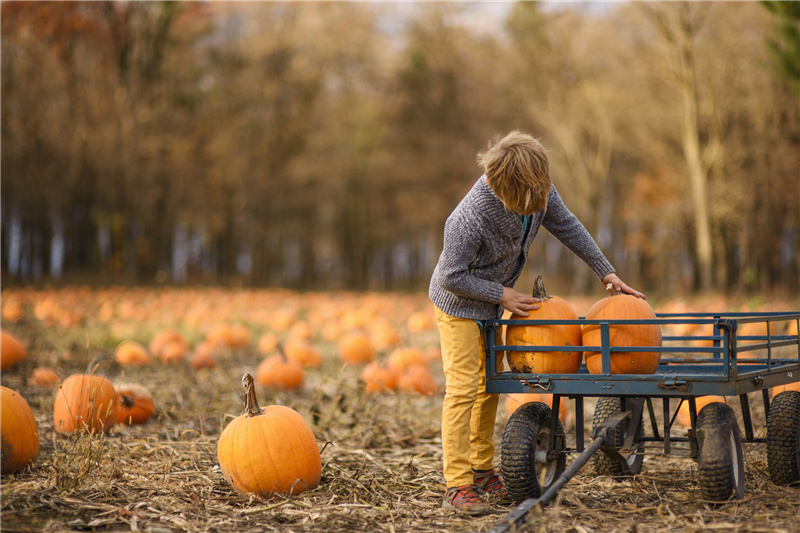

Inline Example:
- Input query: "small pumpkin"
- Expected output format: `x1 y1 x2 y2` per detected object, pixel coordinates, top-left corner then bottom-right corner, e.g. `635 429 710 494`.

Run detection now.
361 361 399 394
256 346 304 390
190 343 218 370
28 367 60 389
582 285 662 375
505 276 583 374
676 396 727 427
284 340 322 369
159 340 188 365
116 383 156 425
114 340 151 367
337 332 374 365
398 364 439 396
407 310 434 333
1 386 39 475
0 330 27 371
256 332 280 355
387 347 428 374
53 373 117 434
217 374 321 497
505 393 569 424
149 329 189 359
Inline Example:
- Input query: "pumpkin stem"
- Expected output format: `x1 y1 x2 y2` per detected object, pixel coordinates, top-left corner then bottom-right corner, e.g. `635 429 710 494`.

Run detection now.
120 392 136 409
242 373 264 418
532 275 550 300
605 282 623 296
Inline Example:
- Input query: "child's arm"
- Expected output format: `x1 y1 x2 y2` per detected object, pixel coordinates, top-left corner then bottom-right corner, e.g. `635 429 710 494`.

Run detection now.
541 185 615 283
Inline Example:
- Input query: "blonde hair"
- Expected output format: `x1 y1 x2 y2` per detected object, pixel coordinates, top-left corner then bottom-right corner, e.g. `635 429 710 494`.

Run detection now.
478 130 551 215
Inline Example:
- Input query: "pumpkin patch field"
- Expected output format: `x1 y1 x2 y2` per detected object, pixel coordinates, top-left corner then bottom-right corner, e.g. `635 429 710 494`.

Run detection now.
1 286 800 532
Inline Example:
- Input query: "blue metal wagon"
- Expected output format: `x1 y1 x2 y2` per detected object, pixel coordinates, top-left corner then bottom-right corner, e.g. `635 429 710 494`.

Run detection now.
482 310 800 532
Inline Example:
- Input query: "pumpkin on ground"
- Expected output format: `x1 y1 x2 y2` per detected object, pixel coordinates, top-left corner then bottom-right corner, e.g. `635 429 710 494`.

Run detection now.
284 341 322 369
387 347 427 374
53 374 117 434
28 367 60 389
0 330 27 371
398 364 439 396
217 374 321 498
582 285 663 375
116 383 156 425
337 332 374 365
190 343 218 370
149 329 189 359
114 340 151 367
505 276 583 374
256 347 304 390
505 392 570 424
1 386 39 475
676 396 727 427
361 361 399 394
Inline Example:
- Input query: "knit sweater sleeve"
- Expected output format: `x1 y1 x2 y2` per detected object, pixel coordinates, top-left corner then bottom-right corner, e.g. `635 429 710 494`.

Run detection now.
543 185 615 281
434 211 505 305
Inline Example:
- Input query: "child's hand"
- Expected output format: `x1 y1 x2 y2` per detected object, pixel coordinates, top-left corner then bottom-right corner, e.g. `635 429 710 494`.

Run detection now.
501 287 540 317
602 273 646 299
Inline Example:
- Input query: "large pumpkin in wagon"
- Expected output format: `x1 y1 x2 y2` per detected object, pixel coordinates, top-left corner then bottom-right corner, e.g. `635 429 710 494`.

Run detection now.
505 276 583 374
582 286 662 374
217 374 321 498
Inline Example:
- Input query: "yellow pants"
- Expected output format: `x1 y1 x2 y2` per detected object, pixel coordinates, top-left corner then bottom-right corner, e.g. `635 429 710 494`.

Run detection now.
435 306 499 488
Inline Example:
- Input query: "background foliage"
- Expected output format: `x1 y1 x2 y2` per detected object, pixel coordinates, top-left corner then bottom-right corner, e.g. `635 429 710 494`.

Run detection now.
2 1 799 297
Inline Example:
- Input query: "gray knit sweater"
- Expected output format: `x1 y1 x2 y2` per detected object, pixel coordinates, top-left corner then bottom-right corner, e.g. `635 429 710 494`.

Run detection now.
429 176 615 320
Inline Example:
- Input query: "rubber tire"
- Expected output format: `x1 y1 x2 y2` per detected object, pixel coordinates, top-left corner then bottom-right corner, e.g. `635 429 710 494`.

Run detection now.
501 401 566 502
695 402 745 501
591 397 645 476
766 390 800 486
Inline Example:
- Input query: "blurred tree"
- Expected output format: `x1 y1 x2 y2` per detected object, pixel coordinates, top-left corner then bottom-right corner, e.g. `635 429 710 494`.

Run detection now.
762 1 800 101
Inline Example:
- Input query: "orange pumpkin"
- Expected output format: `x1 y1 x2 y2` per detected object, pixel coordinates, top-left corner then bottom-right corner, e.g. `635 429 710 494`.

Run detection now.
770 381 800 398
256 349 304 390
217 374 321 497
398 364 439 396
256 332 280 355
284 341 322 369
582 287 662 375
1 330 27 371
28 367 60 388
190 343 218 370
505 393 569 424
159 340 187 365
337 332 374 365
1 386 39 475
387 347 428 373
114 340 151 367
116 383 156 425
676 396 727 427
361 361 399 394
53 374 117 434
505 276 583 374
149 329 189 359
407 310 434 332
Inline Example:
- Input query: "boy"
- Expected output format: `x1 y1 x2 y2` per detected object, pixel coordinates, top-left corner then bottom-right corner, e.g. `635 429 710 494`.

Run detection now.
429 130 644 515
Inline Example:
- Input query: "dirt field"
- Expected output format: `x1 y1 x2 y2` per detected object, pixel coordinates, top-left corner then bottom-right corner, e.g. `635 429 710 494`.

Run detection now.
2 289 799 533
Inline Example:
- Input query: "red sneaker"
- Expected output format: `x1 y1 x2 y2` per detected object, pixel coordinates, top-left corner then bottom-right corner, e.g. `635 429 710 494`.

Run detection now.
473 469 514 504
442 484 491 516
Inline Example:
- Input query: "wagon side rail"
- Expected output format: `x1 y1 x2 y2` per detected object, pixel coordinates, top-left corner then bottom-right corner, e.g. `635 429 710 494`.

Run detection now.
483 311 800 397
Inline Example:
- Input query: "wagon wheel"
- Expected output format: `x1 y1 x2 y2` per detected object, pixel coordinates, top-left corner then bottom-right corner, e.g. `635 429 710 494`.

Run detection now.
591 396 644 476
501 401 566 502
695 402 745 501
767 390 800 486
